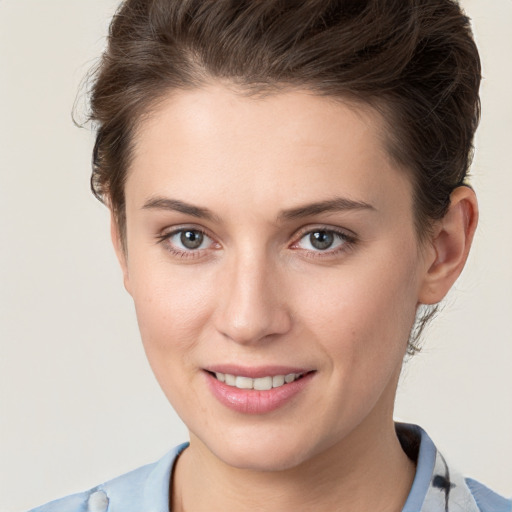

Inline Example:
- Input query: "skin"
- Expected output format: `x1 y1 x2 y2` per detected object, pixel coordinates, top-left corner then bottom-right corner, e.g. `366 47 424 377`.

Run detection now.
112 84 478 512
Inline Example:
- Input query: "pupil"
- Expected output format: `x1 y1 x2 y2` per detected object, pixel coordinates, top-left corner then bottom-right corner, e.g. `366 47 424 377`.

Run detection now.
310 231 334 250
181 230 203 249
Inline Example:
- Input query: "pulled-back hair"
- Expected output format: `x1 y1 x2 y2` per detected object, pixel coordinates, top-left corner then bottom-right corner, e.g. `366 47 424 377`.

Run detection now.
87 0 481 352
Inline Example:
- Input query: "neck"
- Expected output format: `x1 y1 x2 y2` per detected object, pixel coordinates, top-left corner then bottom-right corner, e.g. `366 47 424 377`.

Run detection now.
171 417 415 512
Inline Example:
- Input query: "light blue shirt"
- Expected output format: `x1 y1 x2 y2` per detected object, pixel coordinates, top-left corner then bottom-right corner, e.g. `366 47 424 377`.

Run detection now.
27 424 511 512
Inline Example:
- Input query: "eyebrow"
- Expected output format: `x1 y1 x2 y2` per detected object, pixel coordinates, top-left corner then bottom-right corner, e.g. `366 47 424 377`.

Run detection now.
142 195 375 223
278 197 376 221
142 197 220 222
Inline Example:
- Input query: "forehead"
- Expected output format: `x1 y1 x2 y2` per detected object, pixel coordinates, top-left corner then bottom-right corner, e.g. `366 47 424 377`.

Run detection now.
126 84 412 218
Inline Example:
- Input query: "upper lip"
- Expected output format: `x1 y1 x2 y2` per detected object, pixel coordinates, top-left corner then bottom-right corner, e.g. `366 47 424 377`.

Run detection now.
204 365 313 379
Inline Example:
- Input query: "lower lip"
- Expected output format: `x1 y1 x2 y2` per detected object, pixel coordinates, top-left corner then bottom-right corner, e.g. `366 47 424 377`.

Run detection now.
205 371 315 414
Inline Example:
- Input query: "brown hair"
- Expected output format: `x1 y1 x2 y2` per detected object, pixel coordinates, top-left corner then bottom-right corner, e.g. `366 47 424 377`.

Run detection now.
86 0 481 352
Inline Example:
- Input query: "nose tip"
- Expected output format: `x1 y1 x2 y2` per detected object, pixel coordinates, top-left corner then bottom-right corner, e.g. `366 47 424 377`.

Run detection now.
219 305 292 345
214 260 292 345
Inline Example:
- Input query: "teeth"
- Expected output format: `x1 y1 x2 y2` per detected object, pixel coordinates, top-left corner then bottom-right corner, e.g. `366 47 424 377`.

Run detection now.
214 372 303 389
235 376 253 389
272 375 285 387
254 376 272 391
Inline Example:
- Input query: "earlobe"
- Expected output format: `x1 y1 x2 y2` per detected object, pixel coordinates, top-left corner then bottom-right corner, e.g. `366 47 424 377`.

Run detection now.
419 186 479 305
110 212 132 295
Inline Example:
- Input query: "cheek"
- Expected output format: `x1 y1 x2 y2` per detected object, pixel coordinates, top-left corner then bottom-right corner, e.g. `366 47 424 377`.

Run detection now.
127 260 218 416
127 252 216 364
292 251 420 366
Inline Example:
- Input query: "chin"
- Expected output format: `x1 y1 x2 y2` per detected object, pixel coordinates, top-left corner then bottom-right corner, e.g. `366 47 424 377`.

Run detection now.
218 446 310 473
195 425 324 473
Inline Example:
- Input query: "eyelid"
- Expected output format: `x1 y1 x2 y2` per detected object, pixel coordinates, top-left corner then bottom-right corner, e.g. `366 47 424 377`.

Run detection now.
156 223 214 241
291 224 357 243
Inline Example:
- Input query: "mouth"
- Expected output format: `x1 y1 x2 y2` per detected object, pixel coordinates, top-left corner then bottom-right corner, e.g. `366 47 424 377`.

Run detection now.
206 371 308 391
203 365 316 414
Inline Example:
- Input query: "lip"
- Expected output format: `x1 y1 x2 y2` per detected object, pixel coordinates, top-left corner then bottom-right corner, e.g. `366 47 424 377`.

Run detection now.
204 367 315 414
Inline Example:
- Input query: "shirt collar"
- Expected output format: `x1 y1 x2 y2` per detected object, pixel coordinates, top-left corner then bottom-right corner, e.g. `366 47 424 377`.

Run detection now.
398 423 480 512
141 442 189 512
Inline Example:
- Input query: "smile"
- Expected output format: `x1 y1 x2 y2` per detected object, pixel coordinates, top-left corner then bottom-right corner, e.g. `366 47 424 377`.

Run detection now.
213 372 305 391
205 369 315 414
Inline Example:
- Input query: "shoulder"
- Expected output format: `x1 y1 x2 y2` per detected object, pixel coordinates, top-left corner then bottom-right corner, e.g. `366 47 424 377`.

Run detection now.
397 423 511 512
26 443 189 512
465 478 512 512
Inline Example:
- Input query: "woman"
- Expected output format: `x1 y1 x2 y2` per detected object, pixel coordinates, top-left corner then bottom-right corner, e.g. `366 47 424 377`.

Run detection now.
25 0 511 511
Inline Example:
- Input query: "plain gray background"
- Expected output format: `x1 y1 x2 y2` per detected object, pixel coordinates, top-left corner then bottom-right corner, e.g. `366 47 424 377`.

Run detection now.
1 1 511 511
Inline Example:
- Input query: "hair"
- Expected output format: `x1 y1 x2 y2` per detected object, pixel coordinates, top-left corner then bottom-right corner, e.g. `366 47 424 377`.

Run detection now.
85 0 481 353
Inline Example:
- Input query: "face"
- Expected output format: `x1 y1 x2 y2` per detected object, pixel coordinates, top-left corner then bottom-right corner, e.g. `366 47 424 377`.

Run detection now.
118 84 431 471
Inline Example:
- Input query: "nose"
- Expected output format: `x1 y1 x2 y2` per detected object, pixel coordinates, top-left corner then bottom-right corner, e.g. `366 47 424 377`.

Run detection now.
214 251 292 345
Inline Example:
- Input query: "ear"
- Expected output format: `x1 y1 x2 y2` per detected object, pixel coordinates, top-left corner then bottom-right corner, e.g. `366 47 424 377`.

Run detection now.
110 211 132 295
419 186 479 305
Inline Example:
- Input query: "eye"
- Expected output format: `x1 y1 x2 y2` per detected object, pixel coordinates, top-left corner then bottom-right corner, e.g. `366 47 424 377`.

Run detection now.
294 229 351 252
158 228 218 255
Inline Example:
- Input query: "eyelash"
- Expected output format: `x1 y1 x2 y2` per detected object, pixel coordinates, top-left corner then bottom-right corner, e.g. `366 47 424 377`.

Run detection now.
155 226 357 260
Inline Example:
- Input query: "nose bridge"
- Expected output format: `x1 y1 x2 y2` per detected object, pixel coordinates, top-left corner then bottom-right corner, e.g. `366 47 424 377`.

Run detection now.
215 246 291 344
